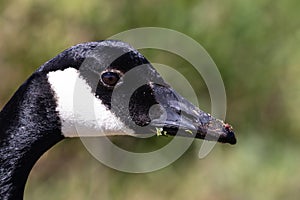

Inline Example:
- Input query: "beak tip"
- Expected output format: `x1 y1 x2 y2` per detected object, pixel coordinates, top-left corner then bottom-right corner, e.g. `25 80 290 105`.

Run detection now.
204 121 237 145
221 123 237 145
222 129 237 145
228 135 237 145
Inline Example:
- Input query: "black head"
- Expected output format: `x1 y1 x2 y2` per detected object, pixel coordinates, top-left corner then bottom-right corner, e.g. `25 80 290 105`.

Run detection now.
40 40 236 144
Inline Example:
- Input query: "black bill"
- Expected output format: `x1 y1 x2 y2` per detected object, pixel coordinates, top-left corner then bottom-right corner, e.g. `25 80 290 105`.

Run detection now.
128 82 236 145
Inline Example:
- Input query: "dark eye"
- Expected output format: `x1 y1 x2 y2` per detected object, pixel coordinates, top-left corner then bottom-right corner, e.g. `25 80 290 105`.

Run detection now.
101 72 120 87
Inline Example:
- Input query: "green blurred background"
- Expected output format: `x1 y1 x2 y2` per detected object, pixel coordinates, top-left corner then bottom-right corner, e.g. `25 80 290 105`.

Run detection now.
1 0 300 199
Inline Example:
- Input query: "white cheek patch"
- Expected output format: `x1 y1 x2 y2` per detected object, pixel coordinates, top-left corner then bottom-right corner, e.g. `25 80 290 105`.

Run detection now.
47 68 135 137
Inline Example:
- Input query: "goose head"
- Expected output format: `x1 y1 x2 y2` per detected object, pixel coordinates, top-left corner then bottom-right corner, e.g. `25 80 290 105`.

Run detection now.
45 40 236 144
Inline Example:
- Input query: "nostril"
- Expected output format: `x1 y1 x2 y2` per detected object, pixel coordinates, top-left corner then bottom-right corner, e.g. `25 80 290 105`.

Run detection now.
180 110 198 123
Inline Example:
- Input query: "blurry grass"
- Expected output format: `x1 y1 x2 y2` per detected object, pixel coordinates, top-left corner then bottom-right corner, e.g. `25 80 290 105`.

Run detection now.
25 133 300 200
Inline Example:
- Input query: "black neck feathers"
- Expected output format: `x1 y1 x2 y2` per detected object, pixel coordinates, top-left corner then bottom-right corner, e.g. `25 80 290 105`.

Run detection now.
0 72 63 200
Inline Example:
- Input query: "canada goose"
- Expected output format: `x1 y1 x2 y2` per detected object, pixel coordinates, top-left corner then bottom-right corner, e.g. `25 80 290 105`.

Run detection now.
0 40 236 200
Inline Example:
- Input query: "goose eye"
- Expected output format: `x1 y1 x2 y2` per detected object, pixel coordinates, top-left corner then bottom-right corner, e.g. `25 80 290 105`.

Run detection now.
101 72 120 86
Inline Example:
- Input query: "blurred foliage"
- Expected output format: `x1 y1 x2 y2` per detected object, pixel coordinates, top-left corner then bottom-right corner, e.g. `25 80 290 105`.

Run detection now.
1 0 300 199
